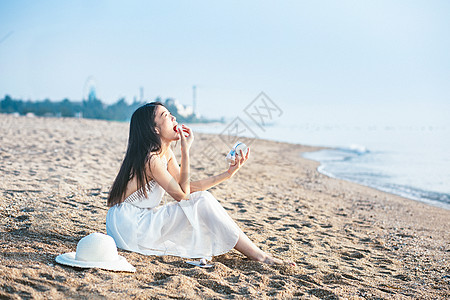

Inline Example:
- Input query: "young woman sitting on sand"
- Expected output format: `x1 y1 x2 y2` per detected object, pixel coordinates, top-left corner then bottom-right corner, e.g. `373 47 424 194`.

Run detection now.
106 102 293 266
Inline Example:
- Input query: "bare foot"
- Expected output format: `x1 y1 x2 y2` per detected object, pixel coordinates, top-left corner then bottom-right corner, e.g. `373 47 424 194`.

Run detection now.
260 253 296 266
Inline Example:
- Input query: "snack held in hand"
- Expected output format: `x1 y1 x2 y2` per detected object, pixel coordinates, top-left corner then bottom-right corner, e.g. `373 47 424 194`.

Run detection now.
173 124 189 137
226 142 249 164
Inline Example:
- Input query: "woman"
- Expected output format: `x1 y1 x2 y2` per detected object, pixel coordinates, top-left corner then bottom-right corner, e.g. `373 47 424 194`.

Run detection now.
106 102 292 265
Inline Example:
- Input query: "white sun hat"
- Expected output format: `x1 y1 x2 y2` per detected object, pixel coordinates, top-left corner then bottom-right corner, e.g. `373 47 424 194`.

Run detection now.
55 232 136 272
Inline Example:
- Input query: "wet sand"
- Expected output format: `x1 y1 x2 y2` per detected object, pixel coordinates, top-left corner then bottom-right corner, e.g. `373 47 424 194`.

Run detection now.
0 114 449 299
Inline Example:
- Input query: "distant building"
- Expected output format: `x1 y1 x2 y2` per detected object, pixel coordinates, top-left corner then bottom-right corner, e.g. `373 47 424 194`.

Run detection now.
165 98 194 119
88 86 97 101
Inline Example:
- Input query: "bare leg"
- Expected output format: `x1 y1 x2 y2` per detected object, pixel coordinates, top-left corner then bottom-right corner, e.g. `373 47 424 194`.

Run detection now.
233 230 294 265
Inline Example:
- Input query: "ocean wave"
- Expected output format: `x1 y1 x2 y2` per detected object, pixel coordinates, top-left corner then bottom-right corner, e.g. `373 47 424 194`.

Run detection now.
348 144 369 154
303 147 450 210
304 145 370 163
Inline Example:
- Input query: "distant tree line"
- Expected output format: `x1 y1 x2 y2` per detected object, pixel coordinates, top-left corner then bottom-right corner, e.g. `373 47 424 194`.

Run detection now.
0 95 219 123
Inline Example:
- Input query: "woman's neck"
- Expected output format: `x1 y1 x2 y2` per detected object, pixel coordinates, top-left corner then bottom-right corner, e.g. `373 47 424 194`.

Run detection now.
159 140 171 158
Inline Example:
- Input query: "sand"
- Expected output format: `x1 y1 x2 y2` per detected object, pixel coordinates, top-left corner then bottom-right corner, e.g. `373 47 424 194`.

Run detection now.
0 114 449 299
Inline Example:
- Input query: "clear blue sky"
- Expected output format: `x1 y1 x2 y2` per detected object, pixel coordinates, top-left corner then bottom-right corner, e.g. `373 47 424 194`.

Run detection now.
1 0 449 124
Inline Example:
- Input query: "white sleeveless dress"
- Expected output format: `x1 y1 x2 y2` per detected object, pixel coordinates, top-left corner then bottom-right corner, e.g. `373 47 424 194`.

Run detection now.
106 156 242 259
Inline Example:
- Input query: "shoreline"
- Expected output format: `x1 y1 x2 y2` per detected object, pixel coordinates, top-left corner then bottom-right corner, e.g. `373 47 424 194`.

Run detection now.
302 150 450 211
1 114 449 298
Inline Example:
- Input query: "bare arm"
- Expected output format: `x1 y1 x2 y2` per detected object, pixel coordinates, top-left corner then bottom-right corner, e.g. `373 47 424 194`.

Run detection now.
167 147 250 193
148 155 190 201
190 171 232 192
152 125 193 202
179 148 190 198
167 149 229 192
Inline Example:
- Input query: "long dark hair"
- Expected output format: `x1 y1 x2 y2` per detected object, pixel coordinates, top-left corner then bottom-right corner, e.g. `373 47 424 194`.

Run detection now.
107 102 164 207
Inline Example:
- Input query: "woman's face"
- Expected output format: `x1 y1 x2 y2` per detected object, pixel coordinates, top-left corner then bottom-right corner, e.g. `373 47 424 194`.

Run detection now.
154 105 179 142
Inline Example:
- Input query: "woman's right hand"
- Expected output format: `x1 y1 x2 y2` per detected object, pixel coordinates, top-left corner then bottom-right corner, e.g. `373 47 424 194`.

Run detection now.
178 124 194 152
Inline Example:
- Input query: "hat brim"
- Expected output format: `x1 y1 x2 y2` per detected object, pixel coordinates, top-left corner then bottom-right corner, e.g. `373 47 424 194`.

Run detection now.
55 252 136 273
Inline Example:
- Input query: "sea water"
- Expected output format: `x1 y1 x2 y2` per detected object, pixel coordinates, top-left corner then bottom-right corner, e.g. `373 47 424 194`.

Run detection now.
190 119 450 210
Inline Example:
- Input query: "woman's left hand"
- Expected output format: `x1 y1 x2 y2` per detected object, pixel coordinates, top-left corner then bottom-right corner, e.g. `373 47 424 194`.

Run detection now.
227 148 250 177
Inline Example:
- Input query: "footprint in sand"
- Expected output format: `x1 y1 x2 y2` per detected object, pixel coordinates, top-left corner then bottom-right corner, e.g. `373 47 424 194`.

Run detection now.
15 215 30 222
341 250 365 260
274 245 290 252
152 272 173 282
283 223 301 229
341 273 362 281
197 279 236 295
320 223 333 228
308 288 338 299
323 273 346 284
276 227 290 232
231 202 245 208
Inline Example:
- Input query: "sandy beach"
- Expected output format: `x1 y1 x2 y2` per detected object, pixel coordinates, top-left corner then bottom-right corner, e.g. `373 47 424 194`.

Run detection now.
0 114 449 299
